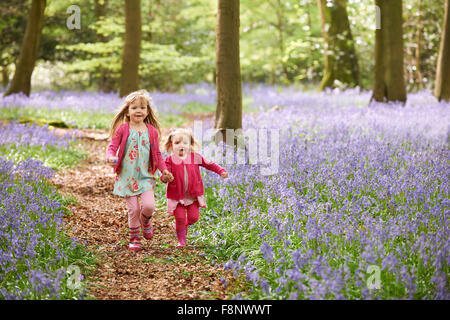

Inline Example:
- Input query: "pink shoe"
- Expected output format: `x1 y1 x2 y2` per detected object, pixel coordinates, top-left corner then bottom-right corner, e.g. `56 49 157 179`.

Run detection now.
176 228 187 248
129 241 141 252
129 227 141 251
141 214 154 240
142 223 154 240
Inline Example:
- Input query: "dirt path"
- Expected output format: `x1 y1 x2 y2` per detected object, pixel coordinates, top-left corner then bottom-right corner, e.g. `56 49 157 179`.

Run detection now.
51 126 236 300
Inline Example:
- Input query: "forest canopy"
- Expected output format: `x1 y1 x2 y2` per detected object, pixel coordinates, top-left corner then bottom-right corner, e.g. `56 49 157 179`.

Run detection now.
0 0 445 92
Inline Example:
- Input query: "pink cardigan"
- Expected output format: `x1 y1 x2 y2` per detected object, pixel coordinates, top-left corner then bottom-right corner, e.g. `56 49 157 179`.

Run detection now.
161 152 226 201
106 122 167 175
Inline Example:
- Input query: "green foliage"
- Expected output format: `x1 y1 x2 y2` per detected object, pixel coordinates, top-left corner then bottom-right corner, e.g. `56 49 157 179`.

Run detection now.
0 107 112 129
54 0 216 91
0 142 87 170
0 0 445 91
171 101 216 114
0 105 185 130
403 0 445 91
0 0 28 67
0 171 97 299
193 172 444 300
240 0 324 85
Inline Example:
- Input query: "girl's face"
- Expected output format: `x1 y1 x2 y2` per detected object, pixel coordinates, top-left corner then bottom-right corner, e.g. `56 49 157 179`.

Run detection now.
127 99 148 125
172 133 191 157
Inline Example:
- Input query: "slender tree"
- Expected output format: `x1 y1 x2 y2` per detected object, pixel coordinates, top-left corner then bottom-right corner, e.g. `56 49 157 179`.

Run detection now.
95 0 115 92
0 0 28 88
371 0 406 103
316 0 359 90
413 0 424 90
271 0 290 81
215 0 242 142
146 0 162 42
119 0 142 97
4 0 46 97
435 0 450 102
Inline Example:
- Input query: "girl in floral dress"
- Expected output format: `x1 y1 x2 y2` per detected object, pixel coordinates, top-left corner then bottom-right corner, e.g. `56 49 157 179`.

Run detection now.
106 90 174 251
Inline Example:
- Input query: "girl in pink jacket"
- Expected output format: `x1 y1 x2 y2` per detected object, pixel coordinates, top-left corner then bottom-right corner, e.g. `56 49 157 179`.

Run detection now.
106 90 174 252
161 128 228 248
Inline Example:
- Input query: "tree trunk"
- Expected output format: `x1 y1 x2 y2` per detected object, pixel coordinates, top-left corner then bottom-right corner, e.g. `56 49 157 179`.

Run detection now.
274 0 290 81
147 0 161 42
317 0 359 90
215 0 242 143
119 0 142 97
435 0 450 102
1 67 9 88
94 0 108 41
414 0 424 90
371 0 407 103
4 0 46 97
95 0 115 92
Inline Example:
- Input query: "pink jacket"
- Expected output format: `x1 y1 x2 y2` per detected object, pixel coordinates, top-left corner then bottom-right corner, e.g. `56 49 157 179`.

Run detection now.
161 152 226 201
106 122 167 175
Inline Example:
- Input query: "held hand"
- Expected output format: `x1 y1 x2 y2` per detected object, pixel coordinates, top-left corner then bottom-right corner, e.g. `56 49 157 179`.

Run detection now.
161 173 170 183
163 174 174 183
107 156 118 167
221 171 229 179
162 170 174 183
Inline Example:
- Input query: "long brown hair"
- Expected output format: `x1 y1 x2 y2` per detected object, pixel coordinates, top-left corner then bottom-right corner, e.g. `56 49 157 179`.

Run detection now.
109 90 161 139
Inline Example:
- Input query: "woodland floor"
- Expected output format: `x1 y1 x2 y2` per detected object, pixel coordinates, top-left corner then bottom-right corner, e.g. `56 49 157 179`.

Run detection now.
51 118 238 300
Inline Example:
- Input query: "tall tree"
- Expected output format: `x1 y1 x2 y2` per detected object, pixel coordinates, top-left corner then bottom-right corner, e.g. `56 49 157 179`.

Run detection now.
271 0 289 81
95 0 115 92
371 0 406 103
435 0 450 102
404 0 424 91
4 0 46 97
215 0 242 142
316 0 359 90
0 0 28 87
119 0 142 97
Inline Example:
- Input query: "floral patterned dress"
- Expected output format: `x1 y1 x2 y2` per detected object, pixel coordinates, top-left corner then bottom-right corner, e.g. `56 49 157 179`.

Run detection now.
113 129 155 197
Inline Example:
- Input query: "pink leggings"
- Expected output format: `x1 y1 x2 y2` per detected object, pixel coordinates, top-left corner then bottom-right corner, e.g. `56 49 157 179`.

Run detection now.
173 201 200 231
125 190 155 229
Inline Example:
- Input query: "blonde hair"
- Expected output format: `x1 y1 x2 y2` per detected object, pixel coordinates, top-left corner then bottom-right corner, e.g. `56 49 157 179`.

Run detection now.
109 90 161 138
163 128 200 154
